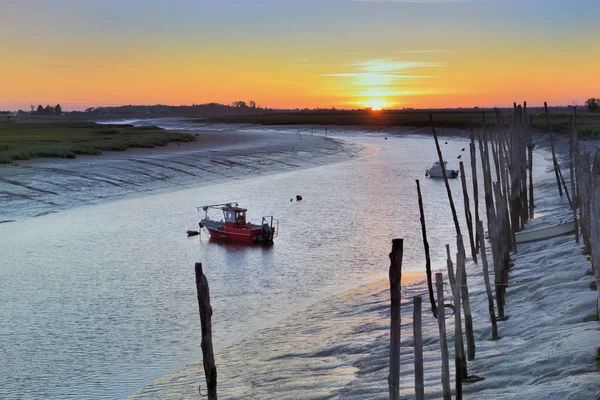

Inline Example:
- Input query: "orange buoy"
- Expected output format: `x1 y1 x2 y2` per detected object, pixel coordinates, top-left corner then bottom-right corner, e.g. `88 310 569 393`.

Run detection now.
296 195 303 201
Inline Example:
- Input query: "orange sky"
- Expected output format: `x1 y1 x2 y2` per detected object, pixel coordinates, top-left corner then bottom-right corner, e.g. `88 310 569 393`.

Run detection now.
1 0 599 110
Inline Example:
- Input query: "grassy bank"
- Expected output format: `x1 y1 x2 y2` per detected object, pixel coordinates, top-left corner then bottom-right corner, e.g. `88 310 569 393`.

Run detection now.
207 109 600 138
0 118 195 164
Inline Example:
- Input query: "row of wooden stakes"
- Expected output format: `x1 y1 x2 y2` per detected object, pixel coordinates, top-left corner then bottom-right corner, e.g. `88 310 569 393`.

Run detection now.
388 104 600 400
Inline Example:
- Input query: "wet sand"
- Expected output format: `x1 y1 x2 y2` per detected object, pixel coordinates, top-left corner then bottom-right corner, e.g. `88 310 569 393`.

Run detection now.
0 128 363 221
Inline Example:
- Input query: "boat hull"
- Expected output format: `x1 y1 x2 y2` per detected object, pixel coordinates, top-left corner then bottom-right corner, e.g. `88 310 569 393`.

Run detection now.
514 220 575 244
426 170 459 179
201 219 275 244
206 227 266 243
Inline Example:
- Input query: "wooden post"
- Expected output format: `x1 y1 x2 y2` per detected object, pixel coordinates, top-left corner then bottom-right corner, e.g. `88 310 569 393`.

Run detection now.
430 114 462 237
477 221 499 339
435 273 452 400
446 244 456 290
388 239 403 400
416 179 437 314
454 248 466 400
195 263 217 400
544 102 563 197
413 296 425 400
469 134 481 254
590 176 600 319
580 153 592 254
457 235 476 361
459 162 477 262
527 111 534 219
569 114 580 243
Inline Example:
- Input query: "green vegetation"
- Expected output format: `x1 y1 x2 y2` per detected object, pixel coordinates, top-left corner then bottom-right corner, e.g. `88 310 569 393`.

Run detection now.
207 109 600 139
585 98 599 113
0 118 195 164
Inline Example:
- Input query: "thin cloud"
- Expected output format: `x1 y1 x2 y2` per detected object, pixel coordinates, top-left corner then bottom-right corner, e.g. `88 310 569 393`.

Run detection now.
352 60 443 72
322 58 444 107
322 73 434 79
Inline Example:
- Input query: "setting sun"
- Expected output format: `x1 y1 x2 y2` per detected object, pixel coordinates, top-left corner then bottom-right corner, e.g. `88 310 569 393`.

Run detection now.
365 99 388 111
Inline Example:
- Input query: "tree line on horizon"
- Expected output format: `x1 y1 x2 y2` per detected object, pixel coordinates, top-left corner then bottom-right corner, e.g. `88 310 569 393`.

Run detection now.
33 104 62 116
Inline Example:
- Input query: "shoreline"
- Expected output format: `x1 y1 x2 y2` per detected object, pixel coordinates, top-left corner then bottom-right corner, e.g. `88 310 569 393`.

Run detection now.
0 126 363 221
128 133 599 399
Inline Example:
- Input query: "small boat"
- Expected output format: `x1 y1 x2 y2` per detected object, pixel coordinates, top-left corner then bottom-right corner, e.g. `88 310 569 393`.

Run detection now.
514 220 575 244
197 202 278 244
426 161 459 179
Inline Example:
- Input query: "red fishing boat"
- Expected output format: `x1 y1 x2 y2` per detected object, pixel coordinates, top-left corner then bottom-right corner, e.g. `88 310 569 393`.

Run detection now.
197 203 278 244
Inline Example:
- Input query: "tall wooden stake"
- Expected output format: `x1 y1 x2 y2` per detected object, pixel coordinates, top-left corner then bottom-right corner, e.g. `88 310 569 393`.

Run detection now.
435 273 452 400
459 162 477 262
195 263 217 400
457 235 475 361
477 221 499 340
416 179 437 314
388 239 404 400
430 115 462 237
413 296 425 400
544 102 563 197
570 113 579 243
454 248 466 400
469 134 481 253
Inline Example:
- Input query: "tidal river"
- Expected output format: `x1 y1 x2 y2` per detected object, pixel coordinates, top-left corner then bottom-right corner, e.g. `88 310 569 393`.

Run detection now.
0 124 547 399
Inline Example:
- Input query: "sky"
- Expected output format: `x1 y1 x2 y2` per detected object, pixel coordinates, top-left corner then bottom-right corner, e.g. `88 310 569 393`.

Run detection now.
1 0 599 110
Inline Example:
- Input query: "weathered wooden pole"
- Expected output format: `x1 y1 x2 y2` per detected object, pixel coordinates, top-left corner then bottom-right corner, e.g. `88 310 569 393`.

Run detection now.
388 239 404 400
590 176 600 319
457 235 475 361
579 153 592 254
454 248 466 400
195 262 217 400
416 179 437 314
430 114 462 237
413 296 425 400
459 162 477 262
469 133 481 254
446 244 456 289
544 102 563 197
477 221 499 340
435 273 452 400
527 109 534 219
446 244 469 380
569 114 580 243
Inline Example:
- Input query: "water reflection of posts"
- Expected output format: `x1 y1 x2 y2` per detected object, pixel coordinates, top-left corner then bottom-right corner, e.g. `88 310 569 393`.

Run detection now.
388 239 403 400
194 262 217 400
435 273 451 400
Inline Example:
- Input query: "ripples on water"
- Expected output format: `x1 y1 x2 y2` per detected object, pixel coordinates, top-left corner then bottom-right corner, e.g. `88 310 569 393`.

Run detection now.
0 126 550 399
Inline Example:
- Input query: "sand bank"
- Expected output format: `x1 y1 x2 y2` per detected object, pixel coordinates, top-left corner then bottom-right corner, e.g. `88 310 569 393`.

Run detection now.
0 127 362 221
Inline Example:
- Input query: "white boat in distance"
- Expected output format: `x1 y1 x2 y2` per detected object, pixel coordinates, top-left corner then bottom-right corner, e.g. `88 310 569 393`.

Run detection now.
426 161 459 179
514 220 575 244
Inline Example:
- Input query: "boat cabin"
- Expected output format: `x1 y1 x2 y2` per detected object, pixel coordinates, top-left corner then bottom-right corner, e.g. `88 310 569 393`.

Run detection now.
222 205 247 227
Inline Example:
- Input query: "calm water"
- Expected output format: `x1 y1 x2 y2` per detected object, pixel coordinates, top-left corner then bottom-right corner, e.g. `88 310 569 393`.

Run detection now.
0 128 549 399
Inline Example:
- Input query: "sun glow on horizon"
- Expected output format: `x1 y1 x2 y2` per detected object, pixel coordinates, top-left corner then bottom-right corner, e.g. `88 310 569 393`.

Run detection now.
364 98 389 111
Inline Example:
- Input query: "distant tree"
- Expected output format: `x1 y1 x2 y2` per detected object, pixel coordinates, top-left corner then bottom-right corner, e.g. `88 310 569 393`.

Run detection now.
585 98 599 113
231 101 247 108
248 100 256 109
37 105 44 114
55 104 62 115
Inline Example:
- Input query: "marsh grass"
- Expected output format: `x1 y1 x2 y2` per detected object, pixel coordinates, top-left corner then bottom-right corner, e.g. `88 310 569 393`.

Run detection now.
208 109 600 138
0 119 195 164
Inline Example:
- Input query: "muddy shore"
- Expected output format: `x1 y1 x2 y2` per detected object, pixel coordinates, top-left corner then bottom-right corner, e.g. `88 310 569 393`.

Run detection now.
0 127 363 222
